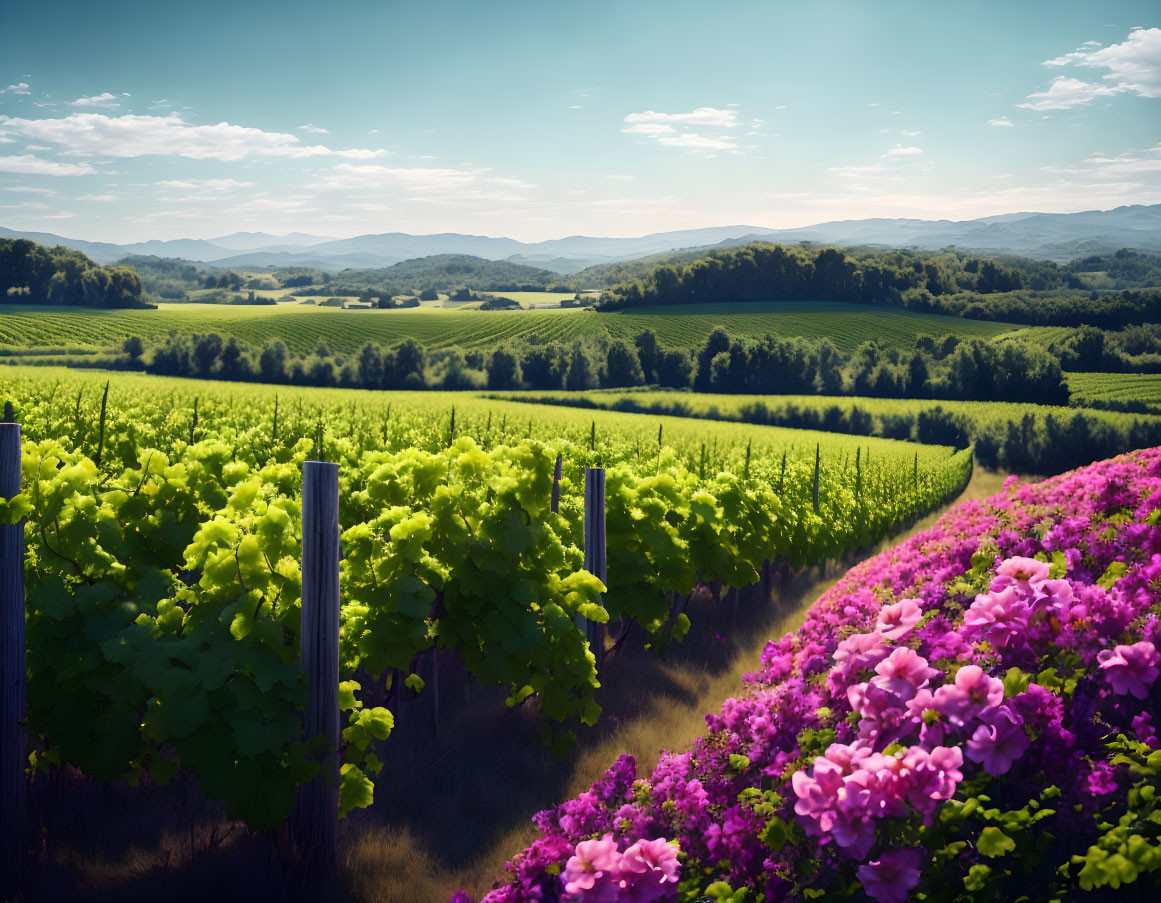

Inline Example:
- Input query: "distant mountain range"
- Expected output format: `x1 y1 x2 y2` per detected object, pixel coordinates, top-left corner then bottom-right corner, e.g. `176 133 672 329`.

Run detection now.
3 205 1159 272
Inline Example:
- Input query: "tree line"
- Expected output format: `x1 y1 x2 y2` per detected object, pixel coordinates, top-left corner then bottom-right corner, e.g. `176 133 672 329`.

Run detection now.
112 326 1067 405
593 242 1161 329
1 239 148 309
524 393 1161 477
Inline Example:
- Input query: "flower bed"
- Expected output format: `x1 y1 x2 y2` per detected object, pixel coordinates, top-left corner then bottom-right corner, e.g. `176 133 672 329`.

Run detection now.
459 448 1161 902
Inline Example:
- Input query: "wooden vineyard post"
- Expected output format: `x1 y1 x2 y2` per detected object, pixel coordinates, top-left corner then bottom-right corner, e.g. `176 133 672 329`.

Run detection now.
812 443 821 515
1 423 24 899
293 461 341 873
583 468 607 673
550 453 562 514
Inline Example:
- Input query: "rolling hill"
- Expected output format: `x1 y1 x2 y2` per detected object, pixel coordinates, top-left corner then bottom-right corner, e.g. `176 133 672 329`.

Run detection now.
2 204 1159 272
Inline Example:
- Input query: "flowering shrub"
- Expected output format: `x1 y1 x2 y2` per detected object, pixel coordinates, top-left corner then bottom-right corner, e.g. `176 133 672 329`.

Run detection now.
461 448 1161 901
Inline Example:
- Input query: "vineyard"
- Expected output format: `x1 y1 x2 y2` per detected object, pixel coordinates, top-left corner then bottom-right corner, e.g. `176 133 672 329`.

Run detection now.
0 367 973 888
0 300 1020 358
1067 371 1161 414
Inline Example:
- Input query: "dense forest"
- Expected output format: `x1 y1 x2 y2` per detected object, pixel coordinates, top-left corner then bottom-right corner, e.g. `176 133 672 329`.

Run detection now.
593 242 1161 328
0 239 148 309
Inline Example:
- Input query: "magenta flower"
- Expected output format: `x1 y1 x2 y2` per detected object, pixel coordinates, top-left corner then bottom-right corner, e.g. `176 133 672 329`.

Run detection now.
856 848 922 903
617 838 680 901
1098 641 1160 699
966 706 1029 776
870 648 941 702
1132 712 1160 749
928 665 1004 729
963 586 1029 648
1086 762 1118 796
562 834 621 901
994 556 1051 591
876 598 923 640
902 745 964 812
832 631 889 672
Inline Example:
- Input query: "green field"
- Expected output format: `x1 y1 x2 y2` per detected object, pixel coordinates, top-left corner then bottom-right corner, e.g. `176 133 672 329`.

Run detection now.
0 300 1020 357
1 366 957 472
1067 371 1161 414
602 302 1019 348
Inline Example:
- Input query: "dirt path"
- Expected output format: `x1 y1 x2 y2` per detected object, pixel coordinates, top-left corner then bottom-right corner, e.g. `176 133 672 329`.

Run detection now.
344 467 1010 903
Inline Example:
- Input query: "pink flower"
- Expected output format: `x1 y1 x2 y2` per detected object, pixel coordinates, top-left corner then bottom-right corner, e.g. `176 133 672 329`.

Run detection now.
928 665 1004 729
1098 641 1160 700
562 834 621 901
994 556 1051 591
966 706 1029 776
870 648 941 702
963 586 1028 648
902 745 964 813
856 848 922 903
876 598 923 640
617 838 680 902
832 631 889 672
954 666 1005 708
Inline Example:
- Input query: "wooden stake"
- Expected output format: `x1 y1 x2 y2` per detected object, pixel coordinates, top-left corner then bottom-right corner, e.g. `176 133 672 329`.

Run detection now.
1 423 25 898
293 461 340 873
583 468 607 673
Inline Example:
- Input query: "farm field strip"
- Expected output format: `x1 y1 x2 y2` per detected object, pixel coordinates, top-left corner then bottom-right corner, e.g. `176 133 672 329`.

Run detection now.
496 387 1161 433
1 300 1022 356
1067 371 1161 413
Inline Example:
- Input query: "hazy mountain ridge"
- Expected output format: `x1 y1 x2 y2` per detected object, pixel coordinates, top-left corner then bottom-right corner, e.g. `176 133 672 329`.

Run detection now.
2 205 1158 272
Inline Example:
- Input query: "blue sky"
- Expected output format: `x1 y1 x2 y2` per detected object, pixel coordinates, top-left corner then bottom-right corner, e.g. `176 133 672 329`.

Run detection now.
0 0 1158 242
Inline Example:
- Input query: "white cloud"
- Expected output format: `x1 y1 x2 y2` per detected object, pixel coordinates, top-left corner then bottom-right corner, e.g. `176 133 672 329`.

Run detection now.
2 186 57 195
70 92 120 108
307 163 533 200
987 117 1016 127
624 106 738 127
2 83 30 95
621 106 742 153
883 145 923 156
1043 142 1161 178
656 133 737 150
76 194 116 201
1017 75 1123 110
900 129 922 136
297 123 329 134
156 177 253 190
622 122 677 136
0 113 385 162
1043 26 1161 98
0 154 97 176
830 162 890 179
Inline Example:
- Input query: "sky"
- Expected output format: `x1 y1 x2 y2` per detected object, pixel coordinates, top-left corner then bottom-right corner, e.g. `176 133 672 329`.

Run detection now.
0 0 1158 243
